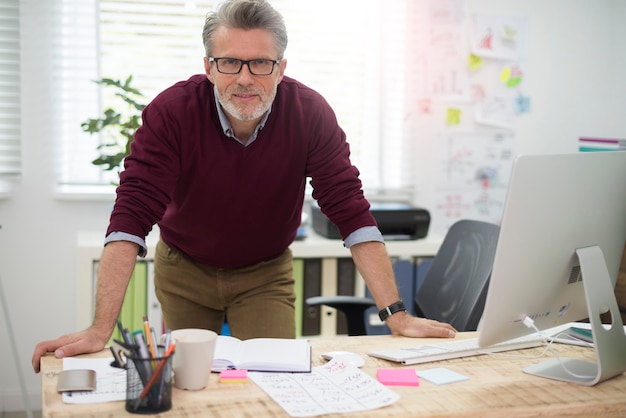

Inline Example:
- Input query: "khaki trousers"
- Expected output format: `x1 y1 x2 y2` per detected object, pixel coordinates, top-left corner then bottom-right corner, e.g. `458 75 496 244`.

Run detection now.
154 239 296 340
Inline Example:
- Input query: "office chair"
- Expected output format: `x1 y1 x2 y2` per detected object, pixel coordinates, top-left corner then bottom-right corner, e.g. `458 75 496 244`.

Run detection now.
306 219 500 335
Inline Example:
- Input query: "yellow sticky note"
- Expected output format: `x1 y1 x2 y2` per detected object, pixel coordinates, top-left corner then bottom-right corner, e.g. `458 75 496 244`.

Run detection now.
446 108 461 125
500 66 522 88
500 66 511 83
468 53 483 71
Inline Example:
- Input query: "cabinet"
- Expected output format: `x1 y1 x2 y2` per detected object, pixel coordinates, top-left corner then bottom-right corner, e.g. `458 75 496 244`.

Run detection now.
77 231 442 338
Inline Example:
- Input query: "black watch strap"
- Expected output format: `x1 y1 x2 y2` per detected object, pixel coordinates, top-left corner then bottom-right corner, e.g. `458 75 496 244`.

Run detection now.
378 300 407 322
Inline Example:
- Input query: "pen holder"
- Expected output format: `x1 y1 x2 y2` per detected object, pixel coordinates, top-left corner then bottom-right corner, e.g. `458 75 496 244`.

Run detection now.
125 348 174 414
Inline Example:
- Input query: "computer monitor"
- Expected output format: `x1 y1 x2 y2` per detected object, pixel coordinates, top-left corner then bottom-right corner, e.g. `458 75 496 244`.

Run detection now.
477 151 626 386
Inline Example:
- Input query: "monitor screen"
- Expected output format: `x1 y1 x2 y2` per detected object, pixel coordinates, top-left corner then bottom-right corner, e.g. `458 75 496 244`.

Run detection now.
477 151 626 385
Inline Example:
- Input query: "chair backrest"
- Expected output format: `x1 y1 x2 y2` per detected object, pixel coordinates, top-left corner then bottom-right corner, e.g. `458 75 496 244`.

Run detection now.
415 219 500 332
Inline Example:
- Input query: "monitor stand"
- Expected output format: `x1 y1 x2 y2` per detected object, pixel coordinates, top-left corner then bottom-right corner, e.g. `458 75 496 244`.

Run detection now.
524 245 626 385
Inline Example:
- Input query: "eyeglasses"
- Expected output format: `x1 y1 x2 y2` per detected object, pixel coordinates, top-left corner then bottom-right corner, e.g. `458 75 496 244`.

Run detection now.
208 57 281 76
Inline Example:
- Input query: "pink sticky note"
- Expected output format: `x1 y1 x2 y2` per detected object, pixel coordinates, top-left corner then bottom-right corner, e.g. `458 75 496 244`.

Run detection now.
220 369 248 382
377 368 419 386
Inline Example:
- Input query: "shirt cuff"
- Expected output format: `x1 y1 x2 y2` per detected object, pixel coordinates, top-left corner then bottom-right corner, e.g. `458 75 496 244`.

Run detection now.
104 232 148 257
343 226 385 248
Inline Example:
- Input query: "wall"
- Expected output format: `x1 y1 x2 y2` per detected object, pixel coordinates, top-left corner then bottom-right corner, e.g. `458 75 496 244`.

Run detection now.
407 0 626 234
0 0 625 412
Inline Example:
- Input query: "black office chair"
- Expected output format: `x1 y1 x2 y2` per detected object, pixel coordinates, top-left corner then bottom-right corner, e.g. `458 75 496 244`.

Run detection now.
306 219 500 335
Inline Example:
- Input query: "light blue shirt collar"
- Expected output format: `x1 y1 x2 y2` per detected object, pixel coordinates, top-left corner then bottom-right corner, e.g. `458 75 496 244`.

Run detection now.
213 86 271 147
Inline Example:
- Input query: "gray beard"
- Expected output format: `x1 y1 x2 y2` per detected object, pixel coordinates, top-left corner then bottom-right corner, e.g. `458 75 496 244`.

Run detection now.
218 85 277 122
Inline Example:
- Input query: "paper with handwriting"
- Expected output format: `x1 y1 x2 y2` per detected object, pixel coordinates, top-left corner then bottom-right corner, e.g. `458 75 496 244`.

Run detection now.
248 359 399 417
61 357 126 404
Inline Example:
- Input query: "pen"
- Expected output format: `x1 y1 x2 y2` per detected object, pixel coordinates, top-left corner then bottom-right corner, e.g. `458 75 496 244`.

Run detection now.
132 330 150 359
157 330 171 405
116 319 125 337
150 326 159 357
163 329 171 352
123 327 135 346
133 342 176 411
132 330 154 380
117 319 134 346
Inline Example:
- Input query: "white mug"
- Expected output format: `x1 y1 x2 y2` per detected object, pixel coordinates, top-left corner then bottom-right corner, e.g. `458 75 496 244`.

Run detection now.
168 328 217 390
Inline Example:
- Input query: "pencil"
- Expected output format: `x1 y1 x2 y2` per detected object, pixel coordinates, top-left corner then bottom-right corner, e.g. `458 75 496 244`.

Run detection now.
143 316 157 359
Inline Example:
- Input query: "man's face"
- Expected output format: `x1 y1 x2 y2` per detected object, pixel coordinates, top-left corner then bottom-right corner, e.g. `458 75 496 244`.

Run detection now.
204 26 287 123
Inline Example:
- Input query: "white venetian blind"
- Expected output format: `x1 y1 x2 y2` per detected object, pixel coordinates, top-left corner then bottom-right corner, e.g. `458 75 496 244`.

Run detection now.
98 0 214 100
0 0 20 177
58 0 214 187
58 0 413 195
272 0 410 193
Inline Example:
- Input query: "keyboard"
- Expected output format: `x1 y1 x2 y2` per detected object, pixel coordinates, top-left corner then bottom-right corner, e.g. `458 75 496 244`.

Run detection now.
368 334 543 365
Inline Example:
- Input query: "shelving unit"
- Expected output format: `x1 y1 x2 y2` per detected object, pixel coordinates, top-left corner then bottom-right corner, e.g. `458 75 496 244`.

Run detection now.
77 231 442 337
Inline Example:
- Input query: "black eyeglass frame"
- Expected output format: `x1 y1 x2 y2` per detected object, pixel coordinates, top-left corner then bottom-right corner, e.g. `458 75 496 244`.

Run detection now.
208 57 281 76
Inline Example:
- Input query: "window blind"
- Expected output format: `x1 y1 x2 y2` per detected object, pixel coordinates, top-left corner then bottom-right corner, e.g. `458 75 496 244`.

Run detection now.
57 0 213 186
272 0 411 193
58 0 414 195
0 0 20 177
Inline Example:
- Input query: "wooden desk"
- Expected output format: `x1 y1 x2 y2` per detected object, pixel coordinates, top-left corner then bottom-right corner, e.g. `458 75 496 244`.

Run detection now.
40 333 626 417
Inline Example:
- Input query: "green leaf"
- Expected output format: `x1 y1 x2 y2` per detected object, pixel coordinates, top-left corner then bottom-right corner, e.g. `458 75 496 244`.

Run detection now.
82 76 145 174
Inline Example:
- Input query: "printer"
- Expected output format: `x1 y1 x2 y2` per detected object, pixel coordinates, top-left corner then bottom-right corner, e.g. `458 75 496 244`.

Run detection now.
310 202 430 240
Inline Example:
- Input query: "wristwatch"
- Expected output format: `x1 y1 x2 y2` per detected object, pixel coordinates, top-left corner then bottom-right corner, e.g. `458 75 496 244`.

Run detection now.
378 300 407 322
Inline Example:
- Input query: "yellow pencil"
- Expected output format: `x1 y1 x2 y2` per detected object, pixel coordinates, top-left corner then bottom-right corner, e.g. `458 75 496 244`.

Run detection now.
143 316 157 359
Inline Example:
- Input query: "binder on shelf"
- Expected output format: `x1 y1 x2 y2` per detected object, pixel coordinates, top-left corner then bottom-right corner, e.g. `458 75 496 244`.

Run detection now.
103 260 149 345
301 258 322 336
320 258 338 336
293 259 304 337
145 260 162 334
336 258 357 335
414 257 433 294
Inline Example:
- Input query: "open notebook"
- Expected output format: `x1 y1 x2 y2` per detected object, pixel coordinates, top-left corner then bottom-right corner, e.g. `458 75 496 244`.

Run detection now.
212 336 311 372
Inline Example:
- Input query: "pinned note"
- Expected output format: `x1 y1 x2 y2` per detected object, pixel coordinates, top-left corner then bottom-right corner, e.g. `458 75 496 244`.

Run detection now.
514 95 531 114
501 25 518 42
446 108 462 125
468 53 483 71
500 65 523 88
418 98 433 114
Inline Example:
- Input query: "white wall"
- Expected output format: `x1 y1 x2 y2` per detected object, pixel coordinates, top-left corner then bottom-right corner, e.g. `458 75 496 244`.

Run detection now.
0 0 625 412
487 0 626 155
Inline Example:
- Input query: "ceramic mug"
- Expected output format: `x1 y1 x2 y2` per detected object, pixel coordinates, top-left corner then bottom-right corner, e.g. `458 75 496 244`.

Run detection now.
168 328 217 390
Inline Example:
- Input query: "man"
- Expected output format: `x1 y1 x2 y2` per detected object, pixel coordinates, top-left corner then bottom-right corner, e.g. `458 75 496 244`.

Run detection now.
32 0 455 373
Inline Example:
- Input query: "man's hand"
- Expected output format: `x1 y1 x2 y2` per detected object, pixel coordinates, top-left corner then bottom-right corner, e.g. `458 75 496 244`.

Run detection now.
348 241 457 338
32 241 139 373
385 311 457 338
31 326 110 373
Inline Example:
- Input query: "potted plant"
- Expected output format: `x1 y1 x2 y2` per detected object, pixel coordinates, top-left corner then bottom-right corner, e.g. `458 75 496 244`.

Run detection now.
81 76 145 181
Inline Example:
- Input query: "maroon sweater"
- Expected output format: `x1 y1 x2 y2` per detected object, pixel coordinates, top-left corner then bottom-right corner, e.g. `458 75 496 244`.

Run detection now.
107 74 376 268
